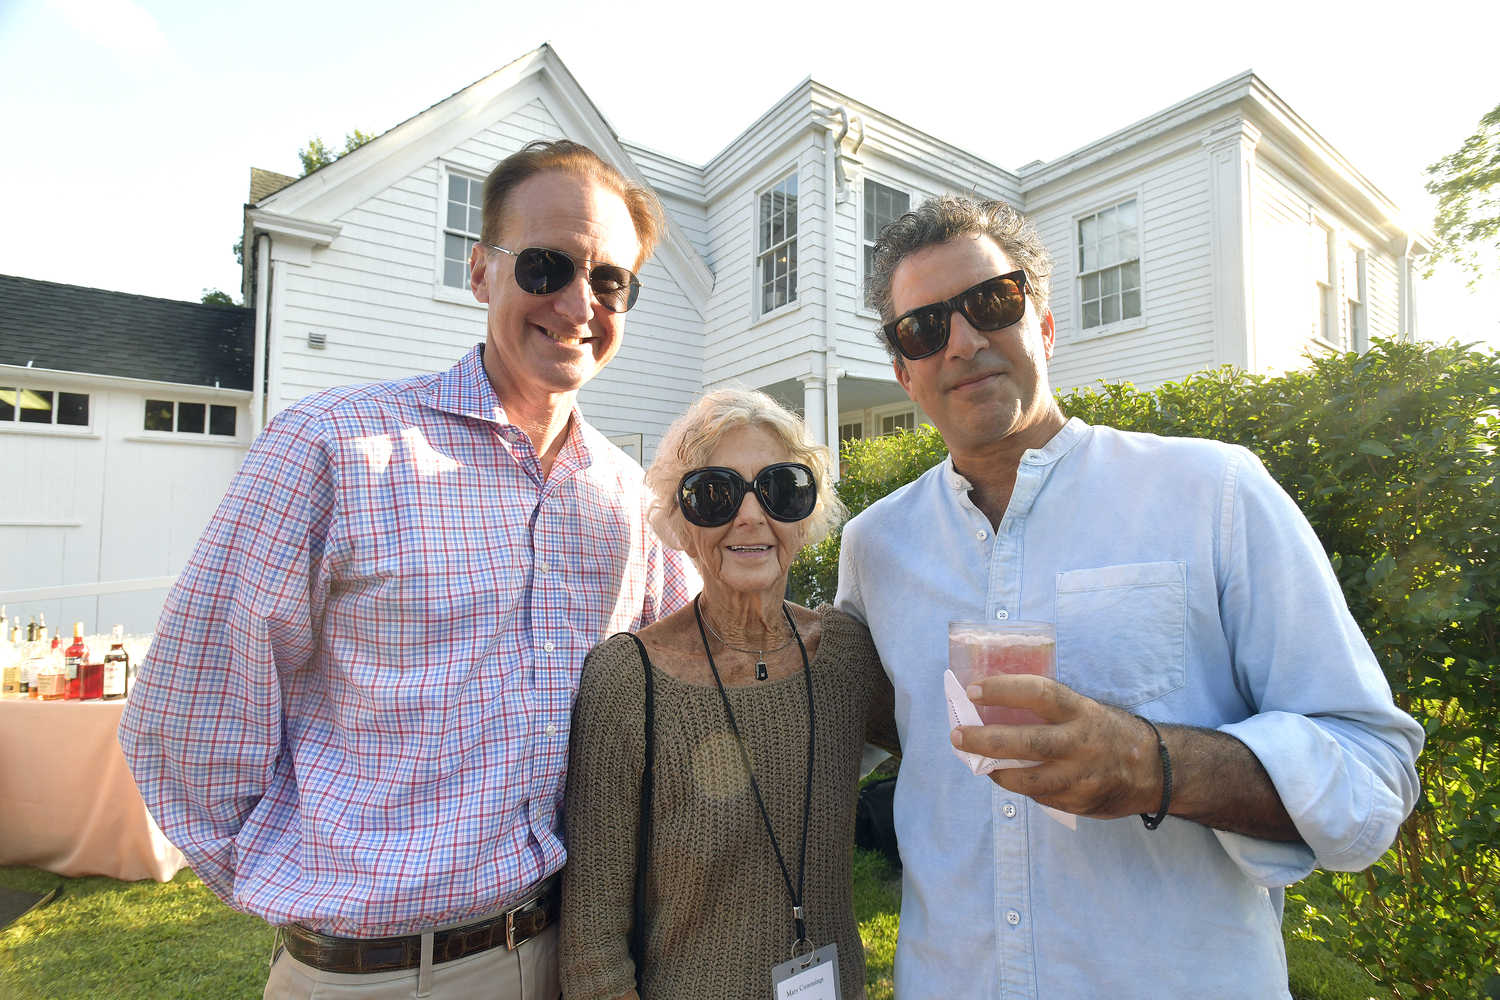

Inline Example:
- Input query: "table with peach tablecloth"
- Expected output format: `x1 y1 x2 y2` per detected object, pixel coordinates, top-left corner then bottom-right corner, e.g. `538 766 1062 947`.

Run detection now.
0 697 187 882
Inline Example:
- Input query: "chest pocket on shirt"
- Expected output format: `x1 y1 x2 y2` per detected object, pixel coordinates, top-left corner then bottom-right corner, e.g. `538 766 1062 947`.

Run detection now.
1055 561 1186 708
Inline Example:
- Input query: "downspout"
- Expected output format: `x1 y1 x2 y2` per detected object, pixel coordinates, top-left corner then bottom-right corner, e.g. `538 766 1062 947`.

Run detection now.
823 118 844 479
251 233 270 438
1394 234 1413 342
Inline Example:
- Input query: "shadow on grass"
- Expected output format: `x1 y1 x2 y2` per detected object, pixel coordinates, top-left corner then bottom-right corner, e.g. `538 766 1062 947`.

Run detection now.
0 866 271 1000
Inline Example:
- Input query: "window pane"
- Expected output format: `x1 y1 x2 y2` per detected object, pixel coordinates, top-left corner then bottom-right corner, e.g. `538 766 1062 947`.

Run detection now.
864 244 875 281
469 178 483 208
469 206 483 235
445 233 467 261
1122 289 1141 319
1102 295 1121 325
1120 231 1139 260
1098 207 1117 237
1102 266 1120 296
1121 259 1140 289
785 197 797 238
19 389 52 423
144 400 174 431
448 175 466 203
444 260 466 288
785 174 797 196
1081 245 1097 273
1083 301 1101 329
447 201 467 231
1100 235 1118 267
0 388 13 421
1082 272 1099 300
57 392 88 426
1080 216 1096 244
1118 199 1137 229
210 404 237 436
177 402 206 434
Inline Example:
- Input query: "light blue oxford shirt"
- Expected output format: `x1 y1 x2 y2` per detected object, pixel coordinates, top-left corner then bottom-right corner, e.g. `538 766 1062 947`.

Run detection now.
835 418 1423 1000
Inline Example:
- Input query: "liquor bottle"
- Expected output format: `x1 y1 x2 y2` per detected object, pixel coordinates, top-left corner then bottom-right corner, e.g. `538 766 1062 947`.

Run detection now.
65 623 86 700
25 623 47 698
1 626 18 698
38 636 67 700
102 626 130 701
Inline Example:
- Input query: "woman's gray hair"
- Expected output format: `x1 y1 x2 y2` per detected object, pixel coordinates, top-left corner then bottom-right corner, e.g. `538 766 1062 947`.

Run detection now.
646 387 847 552
866 194 1053 364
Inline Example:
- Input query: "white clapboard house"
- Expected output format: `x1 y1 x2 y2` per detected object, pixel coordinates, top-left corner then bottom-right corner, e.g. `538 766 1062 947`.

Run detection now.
0 43 1430 631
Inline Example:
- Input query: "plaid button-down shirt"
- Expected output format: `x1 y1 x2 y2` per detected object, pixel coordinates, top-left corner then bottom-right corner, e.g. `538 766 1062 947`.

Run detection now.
120 345 696 935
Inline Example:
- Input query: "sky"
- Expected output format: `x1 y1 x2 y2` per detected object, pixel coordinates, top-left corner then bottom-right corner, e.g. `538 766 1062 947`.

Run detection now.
1 0 1496 348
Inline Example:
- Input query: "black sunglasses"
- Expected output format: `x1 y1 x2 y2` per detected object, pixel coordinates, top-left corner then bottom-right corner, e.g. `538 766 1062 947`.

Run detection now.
677 463 818 528
883 271 1029 361
487 245 642 313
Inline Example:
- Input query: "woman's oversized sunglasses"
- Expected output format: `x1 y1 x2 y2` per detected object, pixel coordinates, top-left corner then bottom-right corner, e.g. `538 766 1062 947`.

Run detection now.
677 463 818 528
487 245 642 313
883 271 1029 361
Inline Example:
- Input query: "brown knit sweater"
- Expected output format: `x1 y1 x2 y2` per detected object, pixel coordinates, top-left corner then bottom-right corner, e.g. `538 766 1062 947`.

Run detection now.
560 605 899 1000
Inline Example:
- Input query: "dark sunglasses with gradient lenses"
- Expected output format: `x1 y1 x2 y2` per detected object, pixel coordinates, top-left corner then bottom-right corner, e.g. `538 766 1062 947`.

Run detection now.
677 463 818 528
487 245 642 313
884 270 1029 361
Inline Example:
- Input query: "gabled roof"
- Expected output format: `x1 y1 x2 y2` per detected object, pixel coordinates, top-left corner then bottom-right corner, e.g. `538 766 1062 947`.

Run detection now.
0 275 254 390
248 44 715 309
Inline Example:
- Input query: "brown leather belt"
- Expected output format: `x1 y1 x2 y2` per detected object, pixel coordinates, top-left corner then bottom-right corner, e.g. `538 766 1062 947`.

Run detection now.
280 877 559 975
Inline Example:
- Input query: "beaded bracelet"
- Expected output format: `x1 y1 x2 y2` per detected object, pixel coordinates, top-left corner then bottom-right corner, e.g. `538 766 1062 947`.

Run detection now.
1137 716 1173 830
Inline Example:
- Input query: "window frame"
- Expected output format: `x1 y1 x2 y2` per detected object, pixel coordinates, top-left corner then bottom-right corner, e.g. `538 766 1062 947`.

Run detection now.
432 161 488 309
753 169 801 320
870 401 916 437
1311 217 1338 348
1071 191 1147 342
0 384 92 435
859 176 913 316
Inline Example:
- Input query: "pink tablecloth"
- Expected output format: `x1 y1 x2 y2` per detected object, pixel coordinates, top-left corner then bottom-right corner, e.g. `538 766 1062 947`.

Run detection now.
0 698 187 882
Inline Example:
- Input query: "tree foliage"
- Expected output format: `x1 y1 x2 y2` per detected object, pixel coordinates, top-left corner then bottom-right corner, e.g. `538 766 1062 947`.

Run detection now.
297 128 379 177
199 288 237 306
1424 102 1500 287
792 338 1500 997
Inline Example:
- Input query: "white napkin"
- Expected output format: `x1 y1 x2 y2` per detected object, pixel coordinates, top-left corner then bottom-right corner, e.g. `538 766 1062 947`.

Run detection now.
944 669 1077 830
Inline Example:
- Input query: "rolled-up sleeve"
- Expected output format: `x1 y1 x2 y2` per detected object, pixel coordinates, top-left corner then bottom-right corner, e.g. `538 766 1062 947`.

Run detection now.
1215 448 1423 874
118 406 337 904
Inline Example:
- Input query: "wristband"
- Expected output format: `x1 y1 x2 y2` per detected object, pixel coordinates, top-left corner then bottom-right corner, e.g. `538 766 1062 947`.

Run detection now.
1137 716 1172 830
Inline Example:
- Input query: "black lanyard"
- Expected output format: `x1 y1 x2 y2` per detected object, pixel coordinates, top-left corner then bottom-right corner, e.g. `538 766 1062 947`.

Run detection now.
693 595 816 948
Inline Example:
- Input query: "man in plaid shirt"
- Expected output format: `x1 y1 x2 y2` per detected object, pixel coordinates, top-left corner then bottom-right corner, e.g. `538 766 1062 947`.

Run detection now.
121 140 697 1000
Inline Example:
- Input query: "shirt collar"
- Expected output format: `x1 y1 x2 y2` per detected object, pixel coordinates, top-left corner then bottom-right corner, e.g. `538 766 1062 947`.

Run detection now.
423 343 594 475
944 417 1090 489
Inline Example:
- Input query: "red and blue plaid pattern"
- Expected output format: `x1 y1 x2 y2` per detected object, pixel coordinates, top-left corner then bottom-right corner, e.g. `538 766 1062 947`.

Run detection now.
120 345 696 936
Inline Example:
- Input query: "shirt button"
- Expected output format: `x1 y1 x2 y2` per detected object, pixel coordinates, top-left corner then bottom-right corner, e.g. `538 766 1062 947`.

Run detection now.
1006 910 1021 926
1003 803 1017 818
543 641 555 652
545 723 558 736
996 609 1009 620
976 530 987 540
538 560 550 573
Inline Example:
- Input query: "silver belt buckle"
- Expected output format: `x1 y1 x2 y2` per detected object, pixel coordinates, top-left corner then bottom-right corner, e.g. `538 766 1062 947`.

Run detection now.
503 894 538 951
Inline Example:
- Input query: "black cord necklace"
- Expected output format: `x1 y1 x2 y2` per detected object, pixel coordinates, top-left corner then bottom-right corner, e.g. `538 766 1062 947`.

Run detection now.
693 595 816 952
698 602 797 681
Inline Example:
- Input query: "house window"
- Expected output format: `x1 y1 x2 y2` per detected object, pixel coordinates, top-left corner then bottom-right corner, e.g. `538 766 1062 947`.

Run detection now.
443 173 484 288
145 400 238 437
1312 222 1336 345
838 421 863 443
880 411 913 436
0 387 89 426
1343 243 1367 352
1078 199 1141 330
863 180 910 307
758 173 798 314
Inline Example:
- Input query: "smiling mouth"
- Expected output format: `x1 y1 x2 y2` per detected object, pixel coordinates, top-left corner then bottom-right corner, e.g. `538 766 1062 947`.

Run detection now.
540 326 591 347
728 545 772 552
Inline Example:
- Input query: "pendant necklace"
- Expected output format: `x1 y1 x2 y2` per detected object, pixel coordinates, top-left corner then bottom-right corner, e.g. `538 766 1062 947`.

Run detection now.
698 601 797 680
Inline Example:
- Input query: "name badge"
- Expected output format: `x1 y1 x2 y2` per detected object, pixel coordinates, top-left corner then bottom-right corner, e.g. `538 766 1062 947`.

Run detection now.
771 942 840 1000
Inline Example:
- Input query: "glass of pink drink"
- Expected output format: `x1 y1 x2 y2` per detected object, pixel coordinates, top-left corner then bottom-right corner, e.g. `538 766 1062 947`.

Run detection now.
948 621 1056 726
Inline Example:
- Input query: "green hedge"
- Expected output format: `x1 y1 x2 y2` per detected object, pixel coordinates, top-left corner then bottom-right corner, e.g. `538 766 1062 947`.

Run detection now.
792 338 1500 998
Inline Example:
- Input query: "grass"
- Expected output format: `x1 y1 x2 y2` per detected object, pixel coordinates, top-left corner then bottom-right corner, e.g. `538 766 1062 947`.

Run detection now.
1 857 1379 1000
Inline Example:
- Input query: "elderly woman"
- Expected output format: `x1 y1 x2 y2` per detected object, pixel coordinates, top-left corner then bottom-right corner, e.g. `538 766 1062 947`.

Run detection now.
559 388 899 1000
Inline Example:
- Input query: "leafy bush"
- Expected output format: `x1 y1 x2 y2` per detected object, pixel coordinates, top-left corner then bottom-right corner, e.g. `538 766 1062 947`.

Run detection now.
794 338 1500 998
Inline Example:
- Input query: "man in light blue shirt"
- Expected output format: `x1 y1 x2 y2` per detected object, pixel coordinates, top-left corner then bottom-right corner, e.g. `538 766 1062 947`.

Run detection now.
835 194 1423 998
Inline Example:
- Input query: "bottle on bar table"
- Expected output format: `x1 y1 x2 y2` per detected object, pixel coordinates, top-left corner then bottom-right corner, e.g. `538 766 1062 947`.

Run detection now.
25 621 47 699
1 625 19 698
38 635 67 701
65 623 86 700
102 627 129 701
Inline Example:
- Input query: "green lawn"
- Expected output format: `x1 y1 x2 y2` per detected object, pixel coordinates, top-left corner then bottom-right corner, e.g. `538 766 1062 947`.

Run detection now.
2 858 1376 1000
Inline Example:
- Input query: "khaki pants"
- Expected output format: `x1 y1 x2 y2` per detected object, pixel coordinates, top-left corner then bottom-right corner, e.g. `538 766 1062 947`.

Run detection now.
264 923 559 1000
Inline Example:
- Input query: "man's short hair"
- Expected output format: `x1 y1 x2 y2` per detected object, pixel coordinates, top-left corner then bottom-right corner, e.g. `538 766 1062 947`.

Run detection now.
866 194 1053 364
480 139 665 270
645 387 847 553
